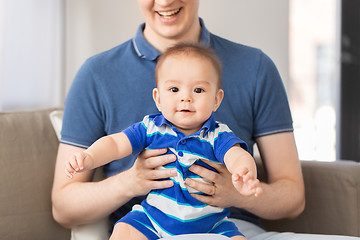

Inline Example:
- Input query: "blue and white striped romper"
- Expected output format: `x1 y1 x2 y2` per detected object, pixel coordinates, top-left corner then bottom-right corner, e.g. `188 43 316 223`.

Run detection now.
118 113 248 239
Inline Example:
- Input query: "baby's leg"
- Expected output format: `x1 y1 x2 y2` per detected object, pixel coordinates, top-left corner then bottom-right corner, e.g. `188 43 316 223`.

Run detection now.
110 222 149 240
231 235 247 240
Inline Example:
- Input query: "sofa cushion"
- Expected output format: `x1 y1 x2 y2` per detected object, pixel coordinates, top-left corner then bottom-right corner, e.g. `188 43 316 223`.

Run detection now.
0 108 70 240
261 160 360 237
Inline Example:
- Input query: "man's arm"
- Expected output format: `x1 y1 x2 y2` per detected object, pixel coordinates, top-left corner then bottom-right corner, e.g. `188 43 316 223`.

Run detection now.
186 132 305 220
251 131 305 219
52 144 177 228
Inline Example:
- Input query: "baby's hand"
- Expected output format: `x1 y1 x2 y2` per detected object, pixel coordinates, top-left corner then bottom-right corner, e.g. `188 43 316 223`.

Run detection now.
232 168 263 197
65 151 93 178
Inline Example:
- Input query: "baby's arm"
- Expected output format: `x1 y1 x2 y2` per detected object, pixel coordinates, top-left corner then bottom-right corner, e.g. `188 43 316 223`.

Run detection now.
65 132 133 178
223 144 263 197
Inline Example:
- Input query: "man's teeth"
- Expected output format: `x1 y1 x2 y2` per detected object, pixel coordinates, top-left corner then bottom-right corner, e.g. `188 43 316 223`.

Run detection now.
158 8 180 17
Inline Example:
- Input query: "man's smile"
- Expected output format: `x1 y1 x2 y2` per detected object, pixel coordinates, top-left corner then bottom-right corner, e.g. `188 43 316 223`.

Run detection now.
156 8 182 19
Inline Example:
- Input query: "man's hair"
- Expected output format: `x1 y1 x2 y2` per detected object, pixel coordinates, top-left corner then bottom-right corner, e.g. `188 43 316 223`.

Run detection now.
155 43 223 88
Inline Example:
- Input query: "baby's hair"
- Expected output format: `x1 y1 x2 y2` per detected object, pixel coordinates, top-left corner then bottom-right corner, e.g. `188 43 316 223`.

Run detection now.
155 43 223 88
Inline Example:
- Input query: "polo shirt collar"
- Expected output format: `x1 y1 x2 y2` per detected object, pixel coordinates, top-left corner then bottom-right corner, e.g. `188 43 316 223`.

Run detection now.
201 113 217 135
198 18 211 45
152 113 169 127
132 23 160 61
152 112 217 137
132 18 211 61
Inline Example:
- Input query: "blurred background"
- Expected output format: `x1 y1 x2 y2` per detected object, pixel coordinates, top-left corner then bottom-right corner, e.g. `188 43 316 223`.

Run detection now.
1 0 359 162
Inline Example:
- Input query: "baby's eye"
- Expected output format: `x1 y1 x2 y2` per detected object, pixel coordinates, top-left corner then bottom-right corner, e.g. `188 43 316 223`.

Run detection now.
169 87 179 92
194 88 204 93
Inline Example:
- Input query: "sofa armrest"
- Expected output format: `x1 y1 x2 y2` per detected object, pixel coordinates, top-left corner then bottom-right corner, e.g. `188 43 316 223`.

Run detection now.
261 160 360 237
0 108 70 240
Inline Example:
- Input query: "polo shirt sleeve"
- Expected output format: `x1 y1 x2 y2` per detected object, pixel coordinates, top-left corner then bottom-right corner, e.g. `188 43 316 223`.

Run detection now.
60 59 107 148
213 124 248 164
122 117 149 155
253 52 293 137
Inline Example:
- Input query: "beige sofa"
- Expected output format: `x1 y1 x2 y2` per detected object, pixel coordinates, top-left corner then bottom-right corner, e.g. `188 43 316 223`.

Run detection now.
1 108 359 240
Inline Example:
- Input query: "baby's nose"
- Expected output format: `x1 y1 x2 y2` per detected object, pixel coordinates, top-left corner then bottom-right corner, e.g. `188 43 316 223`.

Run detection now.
181 95 192 102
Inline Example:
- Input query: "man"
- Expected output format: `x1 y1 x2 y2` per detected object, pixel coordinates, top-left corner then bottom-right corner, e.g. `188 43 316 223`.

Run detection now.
52 1 310 239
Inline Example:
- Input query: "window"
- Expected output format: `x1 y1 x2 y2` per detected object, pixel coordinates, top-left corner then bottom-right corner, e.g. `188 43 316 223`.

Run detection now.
289 0 340 161
0 0 64 111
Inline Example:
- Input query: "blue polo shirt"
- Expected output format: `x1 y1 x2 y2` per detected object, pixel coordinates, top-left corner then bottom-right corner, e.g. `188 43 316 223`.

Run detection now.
121 113 247 237
124 113 247 162
61 18 293 225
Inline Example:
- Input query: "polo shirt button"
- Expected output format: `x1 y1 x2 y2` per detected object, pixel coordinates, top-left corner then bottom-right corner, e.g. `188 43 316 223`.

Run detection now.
178 151 184 157
181 140 186 144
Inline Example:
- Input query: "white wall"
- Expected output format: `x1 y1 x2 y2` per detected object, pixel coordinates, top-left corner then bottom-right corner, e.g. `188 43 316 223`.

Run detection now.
199 0 289 86
65 0 289 92
65 0 142 92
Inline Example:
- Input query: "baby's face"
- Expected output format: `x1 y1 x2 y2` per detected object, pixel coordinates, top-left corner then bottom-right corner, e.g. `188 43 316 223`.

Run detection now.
153 54 223 135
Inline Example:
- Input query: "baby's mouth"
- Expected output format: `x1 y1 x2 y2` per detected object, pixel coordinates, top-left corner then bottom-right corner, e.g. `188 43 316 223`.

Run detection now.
179 109 192 113
156 8 182 19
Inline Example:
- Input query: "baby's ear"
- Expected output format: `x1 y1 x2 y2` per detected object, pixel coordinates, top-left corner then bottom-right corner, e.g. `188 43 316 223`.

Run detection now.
213 89 224 112
152 88 161 112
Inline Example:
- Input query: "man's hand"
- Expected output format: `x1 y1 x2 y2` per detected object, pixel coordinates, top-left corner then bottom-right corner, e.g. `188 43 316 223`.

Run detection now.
185 132 305 221
185 159 243 208
123 148 177 197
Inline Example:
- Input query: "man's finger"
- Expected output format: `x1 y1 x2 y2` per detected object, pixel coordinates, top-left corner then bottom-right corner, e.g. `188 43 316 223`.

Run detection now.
139 148 168 159
185 178 214 196
146 168 177 180
149 179 174 190
190 193 214 206
188 164 218 182
144 154 176 169
197 158 224 169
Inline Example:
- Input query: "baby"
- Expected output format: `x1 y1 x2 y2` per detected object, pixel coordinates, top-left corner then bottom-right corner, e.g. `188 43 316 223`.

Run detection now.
65 43 262 240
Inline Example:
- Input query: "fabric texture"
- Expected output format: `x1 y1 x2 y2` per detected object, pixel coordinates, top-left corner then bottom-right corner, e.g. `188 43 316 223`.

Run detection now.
260 160 360 236
0 109 70 240
117 113 245 238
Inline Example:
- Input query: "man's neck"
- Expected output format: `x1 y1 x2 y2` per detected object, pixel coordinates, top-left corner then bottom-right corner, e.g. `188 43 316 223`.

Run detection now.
143 22 201 53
